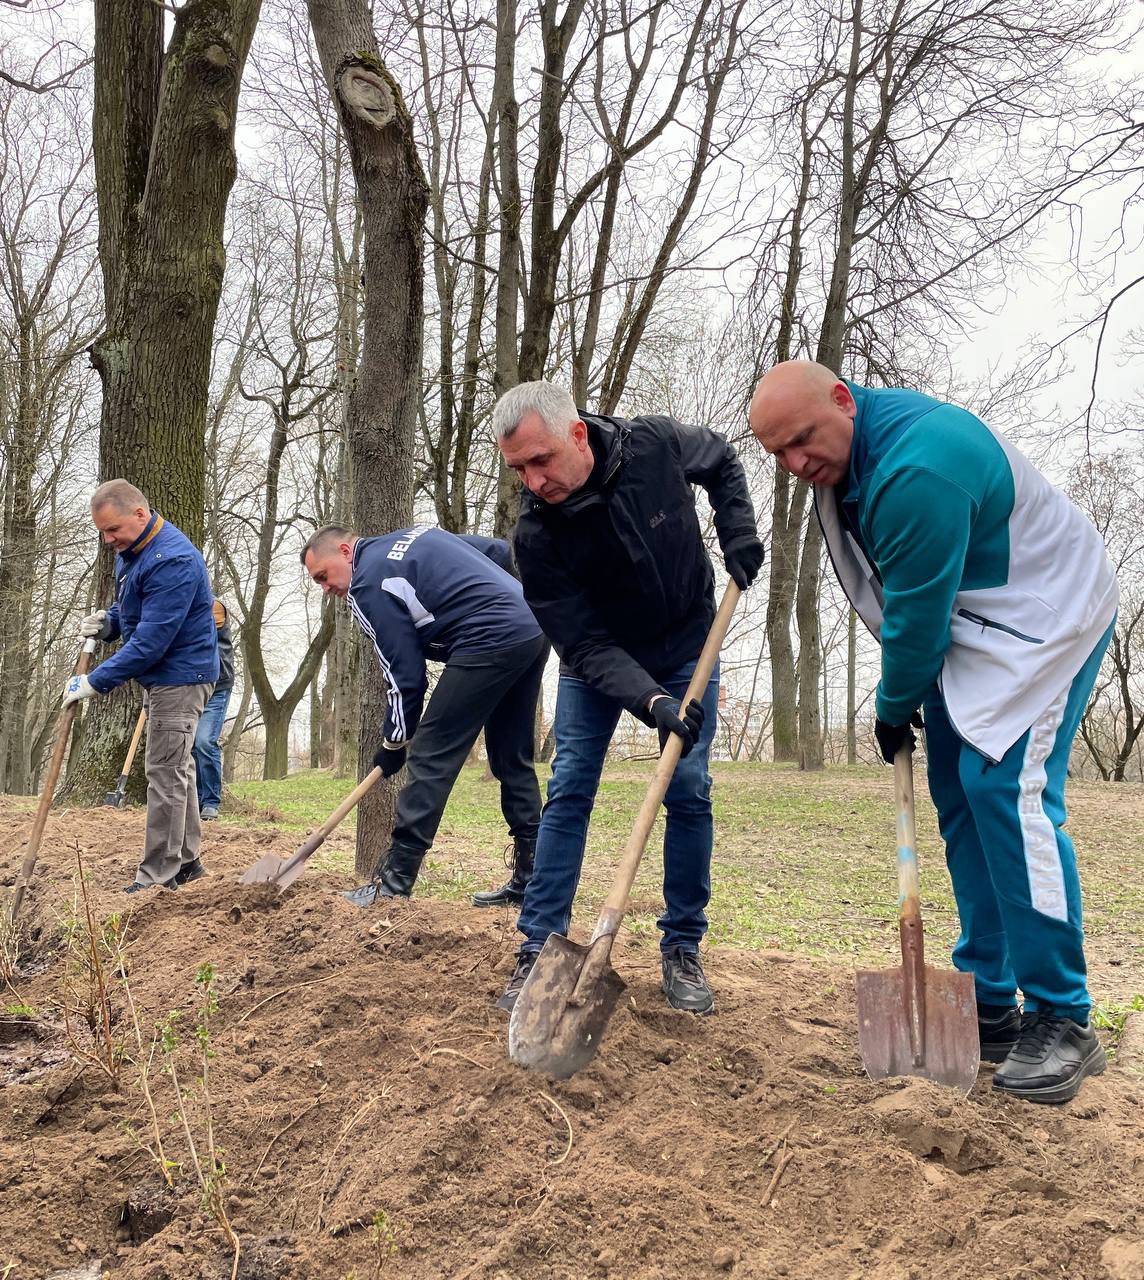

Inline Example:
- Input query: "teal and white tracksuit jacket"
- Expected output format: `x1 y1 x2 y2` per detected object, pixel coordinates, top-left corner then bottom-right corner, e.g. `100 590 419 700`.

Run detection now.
817 383 1118 1019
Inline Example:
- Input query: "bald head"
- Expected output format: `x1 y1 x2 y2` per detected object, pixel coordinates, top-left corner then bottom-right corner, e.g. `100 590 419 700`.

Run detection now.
90 479 152 551
749 360 856 487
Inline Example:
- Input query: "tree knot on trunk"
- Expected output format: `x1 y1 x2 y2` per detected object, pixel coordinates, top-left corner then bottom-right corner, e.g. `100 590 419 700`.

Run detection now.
336 63 396 129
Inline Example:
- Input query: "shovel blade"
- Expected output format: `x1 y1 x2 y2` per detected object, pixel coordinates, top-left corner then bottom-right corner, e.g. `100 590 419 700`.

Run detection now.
508 933 626 1079
238 853 290 886
856 965 980 1094
103 790 125 808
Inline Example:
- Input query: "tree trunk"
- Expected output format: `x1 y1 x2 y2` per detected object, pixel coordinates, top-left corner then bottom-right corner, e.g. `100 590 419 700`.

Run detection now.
795 514 824 770
67 0 262 802
846 607 857 765
306 0 427 877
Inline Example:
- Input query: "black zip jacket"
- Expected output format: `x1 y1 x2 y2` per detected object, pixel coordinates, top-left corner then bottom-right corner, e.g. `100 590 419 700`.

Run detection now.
512 411 758 722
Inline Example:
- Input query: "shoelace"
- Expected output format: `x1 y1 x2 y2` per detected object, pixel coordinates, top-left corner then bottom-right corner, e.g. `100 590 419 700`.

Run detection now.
1015 1013 1069 1058
671 950 705 982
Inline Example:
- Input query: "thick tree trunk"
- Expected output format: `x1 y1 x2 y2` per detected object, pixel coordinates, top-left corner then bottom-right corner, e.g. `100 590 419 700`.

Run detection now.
306 0 427 877
67 0 262 802
767 472 808 761
846 607 857 765
795 514 824 770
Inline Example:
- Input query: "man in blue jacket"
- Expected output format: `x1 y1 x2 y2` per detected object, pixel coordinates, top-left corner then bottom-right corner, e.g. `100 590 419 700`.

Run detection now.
301 523 548 905
750 360 1118 1104
65 480 218 892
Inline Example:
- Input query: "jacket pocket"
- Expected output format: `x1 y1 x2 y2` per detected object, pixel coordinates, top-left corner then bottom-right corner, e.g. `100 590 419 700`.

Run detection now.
955 609 1044 645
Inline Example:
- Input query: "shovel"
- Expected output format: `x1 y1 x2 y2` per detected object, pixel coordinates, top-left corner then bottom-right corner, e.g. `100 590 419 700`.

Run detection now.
104 708 147 807
508 582 741 1080
9 637 98 921
238 766 382 889
855 746 980 1093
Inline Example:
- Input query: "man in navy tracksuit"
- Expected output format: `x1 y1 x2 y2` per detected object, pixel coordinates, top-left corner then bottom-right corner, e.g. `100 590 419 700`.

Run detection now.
301 524 548 904
65 480 218 891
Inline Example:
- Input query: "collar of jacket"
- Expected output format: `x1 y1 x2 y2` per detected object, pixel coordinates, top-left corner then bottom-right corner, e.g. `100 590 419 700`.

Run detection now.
842 380 874 507
523 415 628 519
125 512 165 558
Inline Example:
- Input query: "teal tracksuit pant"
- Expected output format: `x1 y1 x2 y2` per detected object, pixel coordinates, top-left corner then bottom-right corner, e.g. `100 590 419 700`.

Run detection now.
922 621 1114 1023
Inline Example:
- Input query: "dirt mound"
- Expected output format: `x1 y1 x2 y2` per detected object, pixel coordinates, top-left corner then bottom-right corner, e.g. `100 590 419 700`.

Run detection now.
1 802 1143 1280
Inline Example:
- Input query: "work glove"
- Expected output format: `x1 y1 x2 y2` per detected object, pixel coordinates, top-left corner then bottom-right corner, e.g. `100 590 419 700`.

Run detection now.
874 712 924 765
80 609 113 641
722 535 765 590
649 695 705 759
61 675 97 708
372 742 408 778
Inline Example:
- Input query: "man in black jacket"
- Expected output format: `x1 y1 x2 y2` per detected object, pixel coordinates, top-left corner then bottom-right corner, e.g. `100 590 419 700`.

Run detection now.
492 381 764 1015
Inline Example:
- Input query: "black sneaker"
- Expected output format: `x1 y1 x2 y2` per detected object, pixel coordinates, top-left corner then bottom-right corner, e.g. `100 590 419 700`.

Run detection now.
496 949 540 1013
992 1012 1106 1104
661 947 714 1015
174 858 206 886
124 877 177 893
978 1003 1023 1063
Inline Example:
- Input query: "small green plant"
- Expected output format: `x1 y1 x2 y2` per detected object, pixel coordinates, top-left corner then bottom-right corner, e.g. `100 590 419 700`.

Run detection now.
3 1003 35 1018
1092 993 1144 1039
371 1209 399 1277
53 844 130 1087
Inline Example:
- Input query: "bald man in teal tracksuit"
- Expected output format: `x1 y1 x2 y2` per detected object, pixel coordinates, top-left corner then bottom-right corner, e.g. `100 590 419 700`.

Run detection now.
751 361 1118 1104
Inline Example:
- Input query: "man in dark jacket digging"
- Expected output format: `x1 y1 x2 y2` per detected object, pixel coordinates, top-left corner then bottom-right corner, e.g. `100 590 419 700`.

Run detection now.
492 381 764 1016
301 524 548 905
67 480 218 892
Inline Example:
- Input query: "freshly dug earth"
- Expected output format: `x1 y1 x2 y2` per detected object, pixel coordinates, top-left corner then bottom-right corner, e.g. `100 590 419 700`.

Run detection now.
1 801 1142 1280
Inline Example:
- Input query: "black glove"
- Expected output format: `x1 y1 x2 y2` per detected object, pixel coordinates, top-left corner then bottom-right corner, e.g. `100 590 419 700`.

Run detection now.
649 696 705 758
372 743 407 777
723 535 765 590
874 712 924 764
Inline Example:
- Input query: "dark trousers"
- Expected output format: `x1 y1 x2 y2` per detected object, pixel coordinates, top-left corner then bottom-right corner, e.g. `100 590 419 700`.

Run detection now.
387 634 549 856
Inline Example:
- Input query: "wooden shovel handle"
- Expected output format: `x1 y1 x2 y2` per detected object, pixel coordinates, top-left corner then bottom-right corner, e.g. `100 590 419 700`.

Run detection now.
120 708 148 776
10 637 98 921
590 582 741 941
273 766 384 881
894 745 926 1065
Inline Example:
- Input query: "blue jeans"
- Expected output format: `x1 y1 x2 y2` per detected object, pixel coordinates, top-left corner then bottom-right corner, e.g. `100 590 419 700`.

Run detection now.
517 659 720 954
193 685 232 811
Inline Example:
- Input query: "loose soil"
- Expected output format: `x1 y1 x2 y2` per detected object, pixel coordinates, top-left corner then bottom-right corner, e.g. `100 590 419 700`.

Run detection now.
1 800 1142 1280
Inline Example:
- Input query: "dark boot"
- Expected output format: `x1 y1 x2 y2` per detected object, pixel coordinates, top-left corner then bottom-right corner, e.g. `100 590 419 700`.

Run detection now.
343 843 425 908
496 948 540 1012
992 1013 1106 1104
978 1003 1024 1063
661 946 715 1015
472 836 536 909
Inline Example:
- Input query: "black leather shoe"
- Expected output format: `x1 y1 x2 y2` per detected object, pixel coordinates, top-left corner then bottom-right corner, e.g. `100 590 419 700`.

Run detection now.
993 1013 1106 1104
343 844 425 906
978 1003 1023 1063
124 877 177 893
661 947 714 1015
473 836 536 908
496 949 540 1012
174 858 206 886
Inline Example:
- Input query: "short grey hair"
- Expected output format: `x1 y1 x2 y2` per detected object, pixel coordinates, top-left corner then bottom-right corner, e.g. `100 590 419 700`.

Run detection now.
91 478 149 513
300 523 356 565
491 380 578 441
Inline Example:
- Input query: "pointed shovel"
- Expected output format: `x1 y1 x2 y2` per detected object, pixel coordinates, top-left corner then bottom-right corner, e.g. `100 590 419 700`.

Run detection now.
855 746 979 1093
508 582 741 1080
238 767 382 890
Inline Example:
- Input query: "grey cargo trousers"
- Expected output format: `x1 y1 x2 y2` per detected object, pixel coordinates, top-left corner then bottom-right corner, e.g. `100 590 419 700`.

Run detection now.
137 682 212 886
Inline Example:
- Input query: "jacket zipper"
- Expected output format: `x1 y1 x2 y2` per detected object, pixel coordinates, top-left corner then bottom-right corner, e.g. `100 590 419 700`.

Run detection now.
956 608 1044 645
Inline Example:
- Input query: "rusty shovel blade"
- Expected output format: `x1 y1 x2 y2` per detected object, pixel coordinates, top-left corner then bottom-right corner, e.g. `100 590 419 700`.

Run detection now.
508 933 626 1079
855 964 980 1094
238 846 310 889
